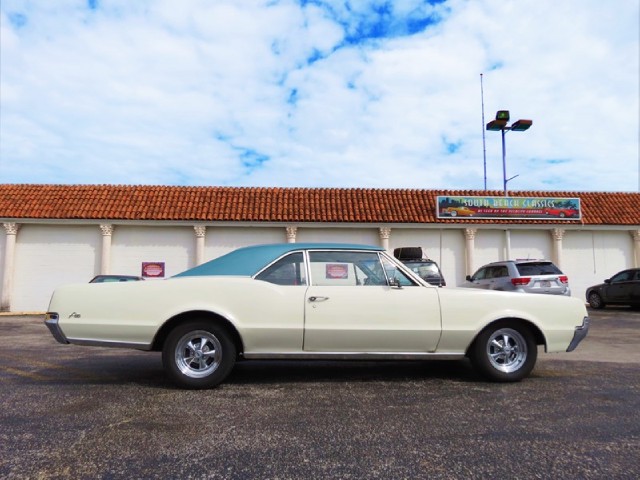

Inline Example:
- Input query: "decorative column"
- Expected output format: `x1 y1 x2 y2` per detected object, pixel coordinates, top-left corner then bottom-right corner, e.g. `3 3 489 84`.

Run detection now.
99 224 114 275
1 223 19 312
379 227 391 252
285 226 298 243
504 230 512 261
463 228 477 277
194 226 206 266
550 228 565 269
631 230 640 268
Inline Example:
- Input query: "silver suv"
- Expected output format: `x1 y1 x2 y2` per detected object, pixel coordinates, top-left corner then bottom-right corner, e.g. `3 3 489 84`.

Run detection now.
464 260 570 296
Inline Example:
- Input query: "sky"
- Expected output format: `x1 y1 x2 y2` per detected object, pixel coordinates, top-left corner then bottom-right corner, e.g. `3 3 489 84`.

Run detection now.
1 0 638 193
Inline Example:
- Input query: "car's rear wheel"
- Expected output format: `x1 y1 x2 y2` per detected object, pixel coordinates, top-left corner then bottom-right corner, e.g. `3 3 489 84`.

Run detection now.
470 322 537 382
588 292 605 309
162 321 236 389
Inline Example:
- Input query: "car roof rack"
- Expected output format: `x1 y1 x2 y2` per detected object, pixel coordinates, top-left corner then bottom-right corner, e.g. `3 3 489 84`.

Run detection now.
393 247 430 261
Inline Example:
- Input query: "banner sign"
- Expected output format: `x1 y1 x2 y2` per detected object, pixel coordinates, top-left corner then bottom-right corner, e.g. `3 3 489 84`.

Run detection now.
437 196 582 220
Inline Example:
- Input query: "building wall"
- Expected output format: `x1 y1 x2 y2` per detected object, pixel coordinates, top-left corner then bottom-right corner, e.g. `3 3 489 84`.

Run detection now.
205 227 289 262
1 222 638 312
0 230 5 287
111 226 194 278
12 225 99 312
296 226 379 245
564 230 634 300
510 230 550 261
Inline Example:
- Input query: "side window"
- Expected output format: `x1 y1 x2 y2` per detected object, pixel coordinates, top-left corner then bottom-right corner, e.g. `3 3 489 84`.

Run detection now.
472 268 487 281
255 252 306 286
611 271 632 283
380 256 417 286
493 266 508 278
308 251 387 286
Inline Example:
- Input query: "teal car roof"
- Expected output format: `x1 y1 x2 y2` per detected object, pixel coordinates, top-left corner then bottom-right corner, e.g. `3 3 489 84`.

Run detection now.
174 243 384 277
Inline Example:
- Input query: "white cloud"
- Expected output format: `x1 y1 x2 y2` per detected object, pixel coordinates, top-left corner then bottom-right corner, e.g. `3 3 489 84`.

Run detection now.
0 0 638 192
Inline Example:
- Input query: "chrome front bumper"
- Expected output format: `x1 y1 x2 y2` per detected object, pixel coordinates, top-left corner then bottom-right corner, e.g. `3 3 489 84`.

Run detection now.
44 312 69 344
566 316 590 352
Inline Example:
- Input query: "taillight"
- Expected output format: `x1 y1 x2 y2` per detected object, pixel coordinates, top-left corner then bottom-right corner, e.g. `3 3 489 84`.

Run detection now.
559 275 568 284
511 277 531 286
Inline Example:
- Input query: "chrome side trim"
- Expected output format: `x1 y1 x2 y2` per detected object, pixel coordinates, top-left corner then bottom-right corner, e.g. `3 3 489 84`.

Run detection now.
242 352 465 361
65 338 152 351
567 316 590 352
44 313 69 344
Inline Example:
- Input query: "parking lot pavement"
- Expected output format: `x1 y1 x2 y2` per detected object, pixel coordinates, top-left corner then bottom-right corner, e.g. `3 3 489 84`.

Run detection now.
542 306 640 363
1 309 639 479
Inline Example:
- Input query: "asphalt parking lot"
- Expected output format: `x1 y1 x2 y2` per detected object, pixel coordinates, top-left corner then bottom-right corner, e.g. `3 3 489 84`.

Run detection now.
1 308 639 479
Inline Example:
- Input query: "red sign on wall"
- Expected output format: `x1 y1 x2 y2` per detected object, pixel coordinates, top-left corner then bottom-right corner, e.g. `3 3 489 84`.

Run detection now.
142 262 165 278
326 263 349 279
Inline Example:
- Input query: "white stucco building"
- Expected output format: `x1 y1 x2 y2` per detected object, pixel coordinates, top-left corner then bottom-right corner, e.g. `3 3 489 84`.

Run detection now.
1 184 639 312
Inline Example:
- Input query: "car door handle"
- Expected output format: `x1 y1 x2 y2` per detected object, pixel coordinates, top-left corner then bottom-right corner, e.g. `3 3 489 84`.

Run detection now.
309 296 329 302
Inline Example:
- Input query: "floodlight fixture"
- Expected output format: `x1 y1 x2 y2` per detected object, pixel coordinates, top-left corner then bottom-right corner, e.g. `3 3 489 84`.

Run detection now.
485 110 533 195
510 119 533 132
486 119 508 131
496 110 510 121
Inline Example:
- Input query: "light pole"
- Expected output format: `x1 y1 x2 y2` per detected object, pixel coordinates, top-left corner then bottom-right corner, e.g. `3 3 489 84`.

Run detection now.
486 110 532 195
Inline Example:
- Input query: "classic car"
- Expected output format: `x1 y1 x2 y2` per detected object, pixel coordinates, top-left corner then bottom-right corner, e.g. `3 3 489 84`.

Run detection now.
585 268 640 309
89 275 145 283
441 206 476 217
45 243 589 389
543 207 580 218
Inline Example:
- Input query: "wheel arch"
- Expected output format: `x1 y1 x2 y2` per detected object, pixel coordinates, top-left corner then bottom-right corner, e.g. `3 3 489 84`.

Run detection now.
465 317 546 356
151 310 244 356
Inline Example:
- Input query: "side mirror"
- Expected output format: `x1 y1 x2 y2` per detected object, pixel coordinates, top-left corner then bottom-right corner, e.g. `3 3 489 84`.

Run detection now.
466 275 472 281
604 279 611 284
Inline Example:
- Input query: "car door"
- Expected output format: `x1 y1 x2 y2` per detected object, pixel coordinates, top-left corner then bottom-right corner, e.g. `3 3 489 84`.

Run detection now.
471 266 508 290
468 267 490 289
605 270 633 303
606 270 635 303
487 265 510 290
632 271 640 304
303 250 441 352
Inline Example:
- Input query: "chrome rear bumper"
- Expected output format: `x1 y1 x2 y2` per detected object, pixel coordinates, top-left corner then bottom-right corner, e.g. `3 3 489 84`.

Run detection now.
566 316 589 352
44 313 69 344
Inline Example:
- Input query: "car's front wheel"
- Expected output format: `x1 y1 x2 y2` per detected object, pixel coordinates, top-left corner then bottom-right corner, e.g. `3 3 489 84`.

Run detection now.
162 321 236 389
588 292 605 309
469 322 537 382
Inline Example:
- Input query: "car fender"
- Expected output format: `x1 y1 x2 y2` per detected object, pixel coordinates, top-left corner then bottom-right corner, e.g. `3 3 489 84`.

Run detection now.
435 288 585 353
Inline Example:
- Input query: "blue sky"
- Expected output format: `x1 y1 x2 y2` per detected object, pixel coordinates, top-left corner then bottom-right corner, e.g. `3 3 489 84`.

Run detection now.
1 0 638 192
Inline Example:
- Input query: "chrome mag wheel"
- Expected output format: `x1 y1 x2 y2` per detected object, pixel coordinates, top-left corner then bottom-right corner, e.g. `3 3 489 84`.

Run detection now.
174 330 223 379
486 328 528 373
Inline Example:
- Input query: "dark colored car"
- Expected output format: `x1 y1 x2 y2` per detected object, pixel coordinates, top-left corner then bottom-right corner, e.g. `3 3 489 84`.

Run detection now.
393 247 446 286
89 275 145 283
585 268 640 309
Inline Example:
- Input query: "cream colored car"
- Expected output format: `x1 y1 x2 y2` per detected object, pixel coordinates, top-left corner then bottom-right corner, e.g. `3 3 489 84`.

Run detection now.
45 243 589 389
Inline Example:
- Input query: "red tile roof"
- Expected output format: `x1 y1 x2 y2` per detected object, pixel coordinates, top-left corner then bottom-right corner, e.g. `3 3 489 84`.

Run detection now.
0 184 639 225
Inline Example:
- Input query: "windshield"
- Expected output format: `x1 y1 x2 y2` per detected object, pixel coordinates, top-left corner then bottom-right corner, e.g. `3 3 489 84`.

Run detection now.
515 262 562 276
404 261 441 278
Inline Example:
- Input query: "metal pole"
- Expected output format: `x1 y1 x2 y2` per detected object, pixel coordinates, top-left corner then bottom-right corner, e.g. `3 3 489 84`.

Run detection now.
501 128 507 196
480 73 487 190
